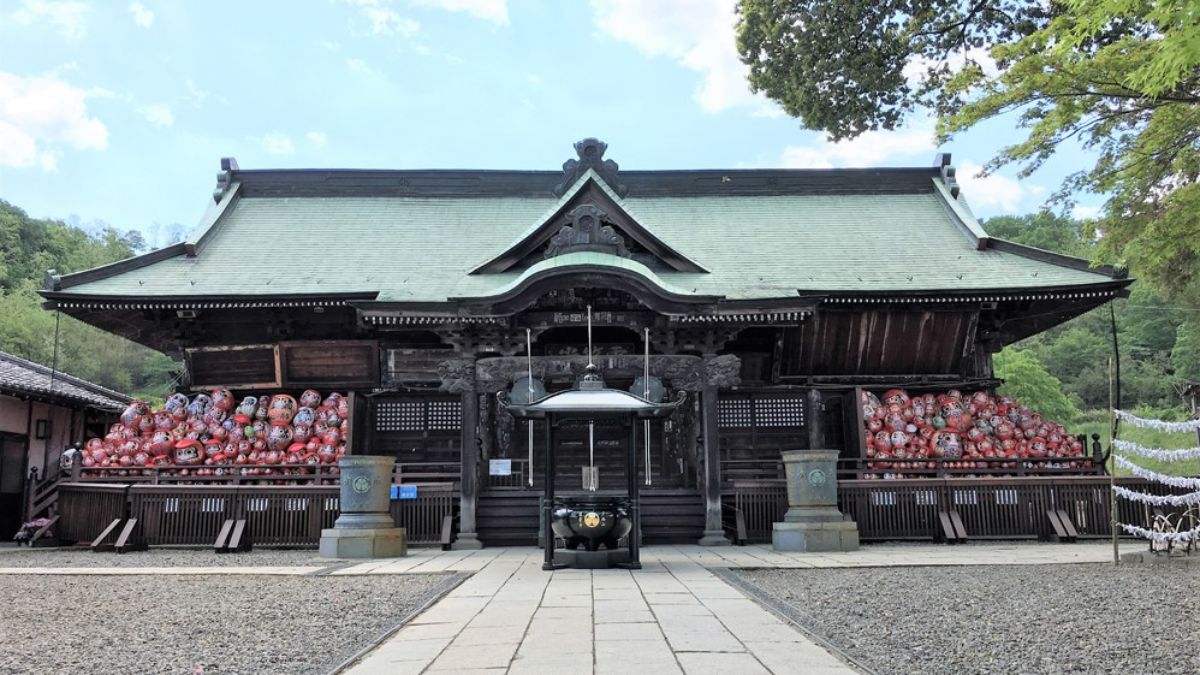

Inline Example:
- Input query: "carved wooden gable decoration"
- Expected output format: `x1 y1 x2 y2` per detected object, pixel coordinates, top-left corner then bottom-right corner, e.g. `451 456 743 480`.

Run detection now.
472 138 707 275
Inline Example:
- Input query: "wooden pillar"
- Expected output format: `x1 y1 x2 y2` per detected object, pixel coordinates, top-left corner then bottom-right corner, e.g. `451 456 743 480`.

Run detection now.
698 383 728 546
453 387 483 549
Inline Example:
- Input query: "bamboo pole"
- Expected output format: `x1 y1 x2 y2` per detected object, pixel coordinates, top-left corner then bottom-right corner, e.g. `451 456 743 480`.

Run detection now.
1109 356 1119 565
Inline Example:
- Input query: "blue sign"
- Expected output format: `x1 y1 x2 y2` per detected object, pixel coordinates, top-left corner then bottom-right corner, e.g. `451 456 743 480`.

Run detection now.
390 484 418 500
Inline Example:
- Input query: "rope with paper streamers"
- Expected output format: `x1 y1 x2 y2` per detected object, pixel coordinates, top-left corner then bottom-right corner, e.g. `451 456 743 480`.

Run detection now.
1110 409 1200 549
1113 456 1200 490
1118 522 1200 543
1112 439 1200 462
1112 485 1200 507
1113 410 1200 433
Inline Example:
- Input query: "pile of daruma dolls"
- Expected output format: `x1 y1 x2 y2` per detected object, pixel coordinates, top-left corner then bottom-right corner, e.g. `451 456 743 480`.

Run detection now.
80 388 348 479
861 388 1088 478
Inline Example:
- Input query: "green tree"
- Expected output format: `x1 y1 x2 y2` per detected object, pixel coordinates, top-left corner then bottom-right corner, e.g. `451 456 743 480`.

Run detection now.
737 0 1200 295
983 212 1092 256
1171 320 1200 383
994 348 1081 422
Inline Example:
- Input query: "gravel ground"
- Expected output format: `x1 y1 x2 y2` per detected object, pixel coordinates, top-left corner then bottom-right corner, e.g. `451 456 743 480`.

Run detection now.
0 573 456 675
736 564 1199 675
0 547 328 568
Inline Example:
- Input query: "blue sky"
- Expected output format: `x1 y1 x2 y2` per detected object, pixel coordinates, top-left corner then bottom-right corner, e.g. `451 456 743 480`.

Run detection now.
0 0 1100 247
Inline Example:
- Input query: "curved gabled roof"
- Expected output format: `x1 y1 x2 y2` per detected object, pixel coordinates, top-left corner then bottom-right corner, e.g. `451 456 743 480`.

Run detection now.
41 154 1128 308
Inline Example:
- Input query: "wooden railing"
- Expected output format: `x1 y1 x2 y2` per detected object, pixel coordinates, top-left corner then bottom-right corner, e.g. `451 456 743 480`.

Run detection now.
23 467 62 522
837 456 1105 479
57 483 131 543
71 460 461 488
56 482 458 547
723 476 1181 543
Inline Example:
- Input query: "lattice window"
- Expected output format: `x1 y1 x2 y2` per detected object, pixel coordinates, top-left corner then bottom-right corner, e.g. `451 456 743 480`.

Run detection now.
375 399 461 433
754 397 805 428
717 399 753 428
376 401 425 432
719 395 805 429
428 400 463 431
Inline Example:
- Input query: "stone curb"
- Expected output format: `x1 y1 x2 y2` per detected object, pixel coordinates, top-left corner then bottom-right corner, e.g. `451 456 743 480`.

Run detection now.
327 571 472 674
709 566 878 675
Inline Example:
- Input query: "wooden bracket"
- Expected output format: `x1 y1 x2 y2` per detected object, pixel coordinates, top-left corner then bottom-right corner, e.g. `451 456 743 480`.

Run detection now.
114 519 146 553
938 510 968 543
90 518 124 552
1047 509 1078 542
440 514 454 551
214 518 252 553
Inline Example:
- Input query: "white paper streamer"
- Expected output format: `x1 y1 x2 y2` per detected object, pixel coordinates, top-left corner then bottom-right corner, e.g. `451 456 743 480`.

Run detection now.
1113 410 1200 432
1118 522 1200 543
1113 455 1200 490
1112 485 1200 507
1113 439 1200 462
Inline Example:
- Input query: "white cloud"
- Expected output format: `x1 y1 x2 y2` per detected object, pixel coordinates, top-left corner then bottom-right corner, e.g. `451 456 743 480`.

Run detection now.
250 132 295 156
590 0 760 113
412 0 508 25
0 70 108 171
345 57 388 80
138 103 173 127
1071 204 1102 220
305 131 328 148
957 161 1027 214
340 0 419 36
127 1 153 28
11 0 89 39
779 119 936 168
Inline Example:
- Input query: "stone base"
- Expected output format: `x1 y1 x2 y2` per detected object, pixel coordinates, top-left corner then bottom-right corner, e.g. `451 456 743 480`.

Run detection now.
451 532 484 550
698 529 731 546
555 547 631 569
1120 549 1200 566
772 520 859 552
319 527 407 559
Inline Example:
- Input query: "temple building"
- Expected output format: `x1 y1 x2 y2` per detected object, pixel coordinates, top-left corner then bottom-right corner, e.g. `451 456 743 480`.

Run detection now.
40 138 1130 547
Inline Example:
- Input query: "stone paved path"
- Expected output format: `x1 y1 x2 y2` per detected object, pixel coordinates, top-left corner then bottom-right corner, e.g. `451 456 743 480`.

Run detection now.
345 547 855 675
0 543 1120 674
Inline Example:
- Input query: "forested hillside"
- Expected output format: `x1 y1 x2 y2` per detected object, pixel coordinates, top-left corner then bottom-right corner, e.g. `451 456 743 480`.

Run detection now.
986 213 1199 419
0 200 178 401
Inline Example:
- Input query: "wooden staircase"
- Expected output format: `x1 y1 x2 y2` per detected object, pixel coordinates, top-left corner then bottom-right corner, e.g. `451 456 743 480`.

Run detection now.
476 487 705 547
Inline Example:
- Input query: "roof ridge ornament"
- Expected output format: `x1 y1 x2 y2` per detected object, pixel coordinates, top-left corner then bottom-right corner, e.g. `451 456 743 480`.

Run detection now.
554 138 627 198
545 203 630 259
213 157 239 203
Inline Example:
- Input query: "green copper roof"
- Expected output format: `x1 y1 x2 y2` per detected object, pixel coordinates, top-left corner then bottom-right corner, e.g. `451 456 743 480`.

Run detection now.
50 174 1122 303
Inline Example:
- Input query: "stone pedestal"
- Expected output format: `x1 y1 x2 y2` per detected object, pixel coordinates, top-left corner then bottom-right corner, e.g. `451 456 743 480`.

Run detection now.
772 449 859 552
320 455 408 558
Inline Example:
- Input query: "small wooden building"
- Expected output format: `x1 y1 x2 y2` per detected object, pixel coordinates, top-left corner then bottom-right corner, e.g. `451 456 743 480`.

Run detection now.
40 139 1131 546
0 351 130 536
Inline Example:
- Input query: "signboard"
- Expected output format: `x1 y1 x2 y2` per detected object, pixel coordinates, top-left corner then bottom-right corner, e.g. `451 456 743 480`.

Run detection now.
489 459 512 476
390 484 418 500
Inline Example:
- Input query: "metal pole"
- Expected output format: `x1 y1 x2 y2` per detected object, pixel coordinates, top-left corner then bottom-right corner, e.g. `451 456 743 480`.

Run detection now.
527 328 534 487
644 328 651 486
544 417 556 570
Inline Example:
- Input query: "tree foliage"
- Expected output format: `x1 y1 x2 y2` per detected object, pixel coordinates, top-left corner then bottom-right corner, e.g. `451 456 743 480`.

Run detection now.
995 348 1081 422
737 0 1200 295
984 211 1195 412
0 200 177 400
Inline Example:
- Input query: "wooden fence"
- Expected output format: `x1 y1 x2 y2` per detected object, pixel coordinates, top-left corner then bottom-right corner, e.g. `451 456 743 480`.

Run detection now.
724 476 1178 543
57 482 457 548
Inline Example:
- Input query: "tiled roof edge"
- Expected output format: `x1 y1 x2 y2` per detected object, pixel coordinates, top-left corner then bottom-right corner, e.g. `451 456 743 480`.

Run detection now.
0 350 133 408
